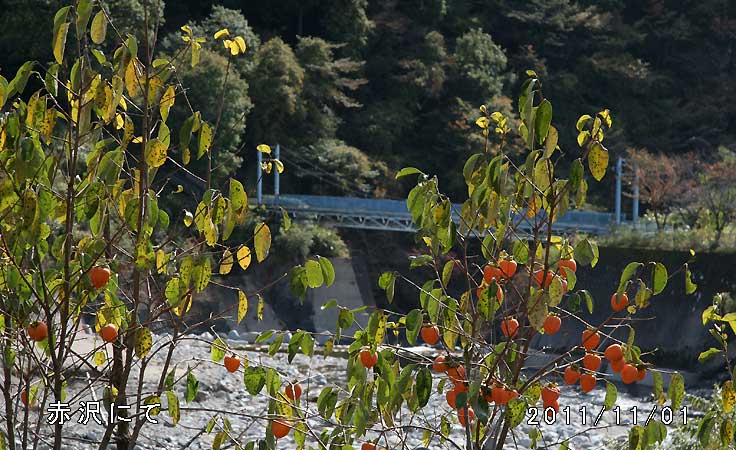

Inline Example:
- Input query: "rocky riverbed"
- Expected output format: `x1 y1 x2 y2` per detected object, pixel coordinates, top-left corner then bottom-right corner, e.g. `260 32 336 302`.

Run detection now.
15 330 698 450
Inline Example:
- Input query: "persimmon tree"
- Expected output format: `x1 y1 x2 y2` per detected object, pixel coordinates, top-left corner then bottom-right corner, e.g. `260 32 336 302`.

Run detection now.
0 2 701 450
0 1 333 449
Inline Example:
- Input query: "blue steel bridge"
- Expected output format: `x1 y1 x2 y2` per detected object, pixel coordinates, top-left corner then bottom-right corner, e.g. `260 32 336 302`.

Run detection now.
261 194 616 234
251 144 629 235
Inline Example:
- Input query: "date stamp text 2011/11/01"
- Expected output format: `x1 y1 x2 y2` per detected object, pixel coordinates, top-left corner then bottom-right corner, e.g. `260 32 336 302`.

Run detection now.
527 405 688 426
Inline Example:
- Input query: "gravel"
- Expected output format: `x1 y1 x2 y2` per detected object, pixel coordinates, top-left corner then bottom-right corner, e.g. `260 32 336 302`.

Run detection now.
17 332 689 450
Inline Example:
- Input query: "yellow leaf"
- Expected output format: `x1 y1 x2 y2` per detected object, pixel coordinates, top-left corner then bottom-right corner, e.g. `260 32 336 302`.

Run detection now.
475 117 490 129
257 294 264 321
254 223 271 262
134 327 152 359
237 290 248 324
181 25 192 34
214 28 229 39
723 381 735 413
94 351 106 366
219 249 234 275
588 142 609 181
115 114 124 130
174 294 193 317
234 36 246 53
160 86 175 122
90 10 107 44
53 22 69 64
198 122 212 158
274 159 284 174
236 245 251 270
191 41 201 67
145 138 168 168
183 210 193 227
203 214 218 246
125 60 142 97
156 249 169 274
256 144 271 155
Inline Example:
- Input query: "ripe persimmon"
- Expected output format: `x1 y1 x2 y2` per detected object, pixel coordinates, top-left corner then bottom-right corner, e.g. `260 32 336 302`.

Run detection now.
533 269 555 288
611 293 629 312
454 381 468 393
564 366 580 385
271 419 291 439
20 389 28 406
580 373 597 393
432 355 448 372
100 323 118 343
499 259 518 279
581 329 600 350
285 382 302 401
621 364 638 384
611 358 626 373
359 349 378 369
446 389 457 408
501 318 519 338
90 266 111 289
421 325 440 345
483 265 504 284
541 385 560 404
558 258 577 276
457 407 474 426
583 353 602 371
224 355 240 373
361 443 377 450
492 385 507 404
446 365 466 383
543 315 561 335
636 367 647 381
604 344 624 362
27 321 48 342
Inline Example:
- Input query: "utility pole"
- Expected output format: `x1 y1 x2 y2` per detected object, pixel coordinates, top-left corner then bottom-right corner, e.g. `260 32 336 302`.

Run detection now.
632 164 639 225
615 157 622 224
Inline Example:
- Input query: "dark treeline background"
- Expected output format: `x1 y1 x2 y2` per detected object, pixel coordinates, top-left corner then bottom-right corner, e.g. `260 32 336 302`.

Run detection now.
2 0 734 205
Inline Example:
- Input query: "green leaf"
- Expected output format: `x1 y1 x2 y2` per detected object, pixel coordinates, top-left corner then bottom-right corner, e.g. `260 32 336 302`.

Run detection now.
415 367 432 407
378 271 397 304
698 348 722 363
243 366 266 395
604 381 617 410
254 223 271 262
685 264 697 295
574 239 597 267
396 167 424 179
535 99 552 144
305 260 324 288
618 262 643 293
318 256 335 287
166 391 180 425
280 207 291 231
580 290 594 314
652 262 667 295
506 398 527 428
668 372 685 410
405 309 422 345
185 369 198 403
211 337 226 362
317 387 338 420
90 10 107 44
268 333 283 356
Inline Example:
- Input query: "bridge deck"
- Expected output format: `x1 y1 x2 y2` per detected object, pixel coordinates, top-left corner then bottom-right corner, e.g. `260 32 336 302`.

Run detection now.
263 195 614 234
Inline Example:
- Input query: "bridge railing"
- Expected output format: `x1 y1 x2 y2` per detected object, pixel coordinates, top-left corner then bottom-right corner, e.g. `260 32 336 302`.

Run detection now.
263 195 615 234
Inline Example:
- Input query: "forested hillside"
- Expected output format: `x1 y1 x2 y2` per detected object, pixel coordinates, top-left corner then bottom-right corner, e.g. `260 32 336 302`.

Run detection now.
2 0 734 202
